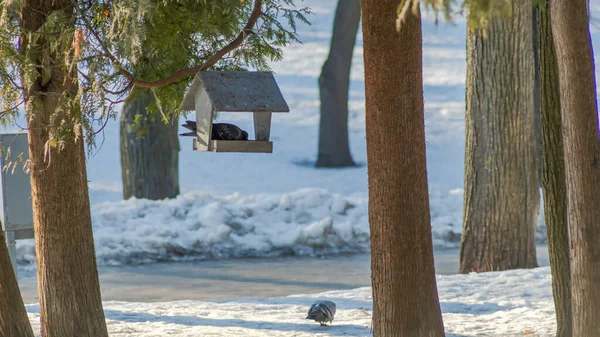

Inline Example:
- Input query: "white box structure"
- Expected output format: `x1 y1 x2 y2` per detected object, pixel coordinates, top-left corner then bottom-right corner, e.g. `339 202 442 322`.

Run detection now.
0 131 34 277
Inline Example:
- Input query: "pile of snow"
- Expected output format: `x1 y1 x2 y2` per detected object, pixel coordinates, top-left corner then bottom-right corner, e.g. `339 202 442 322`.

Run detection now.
16 186 468 267
25 266 556 336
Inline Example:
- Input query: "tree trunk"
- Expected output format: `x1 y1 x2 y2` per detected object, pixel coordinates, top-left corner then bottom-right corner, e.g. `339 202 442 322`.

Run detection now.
21 0 109 336
532 7 542 182
550 0 600 334
120 91 180 200
315 0 360 168
0 231 34 337
361 1 445 336
537 3 572 337
459 1 539 273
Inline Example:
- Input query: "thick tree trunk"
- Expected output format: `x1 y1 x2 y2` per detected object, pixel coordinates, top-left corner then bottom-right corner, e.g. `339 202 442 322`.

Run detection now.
315 0 359 168
537 3 572 337
459 1 539 273
550 0 600 334
0 231 34 337
361 1 445 336
21 0 109 336
120 91 180 200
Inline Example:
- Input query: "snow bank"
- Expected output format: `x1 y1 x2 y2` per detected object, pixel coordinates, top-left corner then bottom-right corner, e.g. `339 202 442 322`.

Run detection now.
17 189 368 266
16 186 470 267
25 266 556 336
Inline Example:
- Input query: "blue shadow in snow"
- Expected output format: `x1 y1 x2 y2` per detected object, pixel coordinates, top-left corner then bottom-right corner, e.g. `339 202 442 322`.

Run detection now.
104 310 368 336
440 301 513 314
205 296 372 312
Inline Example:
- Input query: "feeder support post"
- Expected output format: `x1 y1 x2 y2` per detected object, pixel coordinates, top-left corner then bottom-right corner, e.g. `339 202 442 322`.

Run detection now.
253 112 272 141
194 86 215 151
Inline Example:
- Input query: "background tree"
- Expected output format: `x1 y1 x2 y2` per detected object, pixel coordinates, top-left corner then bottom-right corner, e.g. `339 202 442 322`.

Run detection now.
537 2 572 336
120 91 180 200
459 0 539 273
315 0 360 168
0 232 34 337
550 0 600 334
362 0 445 335
0 0 308 335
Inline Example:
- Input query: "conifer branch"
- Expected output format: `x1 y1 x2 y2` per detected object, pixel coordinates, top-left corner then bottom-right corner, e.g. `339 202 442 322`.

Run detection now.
118 0 263 89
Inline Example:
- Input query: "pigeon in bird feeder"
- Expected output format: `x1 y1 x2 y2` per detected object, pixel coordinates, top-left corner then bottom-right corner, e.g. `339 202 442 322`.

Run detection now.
180 120 249 141
306 300 336 326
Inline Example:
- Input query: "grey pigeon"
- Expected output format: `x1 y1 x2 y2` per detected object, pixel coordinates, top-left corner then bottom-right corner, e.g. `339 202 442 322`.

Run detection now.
306 300 336 326
179 120 248 140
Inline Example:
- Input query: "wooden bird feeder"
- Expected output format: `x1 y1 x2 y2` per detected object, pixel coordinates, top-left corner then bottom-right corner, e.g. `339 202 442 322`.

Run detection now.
179 71 289 153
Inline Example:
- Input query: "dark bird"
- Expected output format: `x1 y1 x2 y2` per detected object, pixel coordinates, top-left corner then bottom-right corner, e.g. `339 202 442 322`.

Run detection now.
180 120 249 141
306 300 336 326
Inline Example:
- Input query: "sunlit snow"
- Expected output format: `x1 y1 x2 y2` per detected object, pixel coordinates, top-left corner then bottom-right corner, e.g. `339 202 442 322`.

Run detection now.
3 0 600 336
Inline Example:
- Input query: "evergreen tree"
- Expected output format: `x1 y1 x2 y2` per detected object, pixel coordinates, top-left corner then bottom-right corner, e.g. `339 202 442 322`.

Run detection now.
537 2 572 336
0 1 308 335
362 0 445 332
550 0 600 334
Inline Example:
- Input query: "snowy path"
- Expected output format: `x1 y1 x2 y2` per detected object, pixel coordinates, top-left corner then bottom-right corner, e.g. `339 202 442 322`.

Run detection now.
17 246 550 305
24 266 558 336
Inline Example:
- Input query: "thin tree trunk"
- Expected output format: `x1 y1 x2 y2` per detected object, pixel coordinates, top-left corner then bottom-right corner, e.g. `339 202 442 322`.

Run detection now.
0 231 34 337
550 0 600 334
20 0 109 335
537 3 572 336
361 1 445 336
532 6 542 182
120 91 180 200
315 0 359 168
460 1 539 273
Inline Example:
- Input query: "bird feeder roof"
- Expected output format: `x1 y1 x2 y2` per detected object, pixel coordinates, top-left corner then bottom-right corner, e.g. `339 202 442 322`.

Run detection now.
180 71 290 113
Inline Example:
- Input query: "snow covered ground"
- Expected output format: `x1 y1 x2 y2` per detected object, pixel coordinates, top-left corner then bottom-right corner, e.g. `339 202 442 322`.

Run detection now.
22 266 556 336
5 2 600 337
4 2 600 268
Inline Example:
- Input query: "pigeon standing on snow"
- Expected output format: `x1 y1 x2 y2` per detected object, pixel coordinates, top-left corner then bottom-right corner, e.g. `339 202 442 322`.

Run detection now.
180 120 249 140
306 300 336 326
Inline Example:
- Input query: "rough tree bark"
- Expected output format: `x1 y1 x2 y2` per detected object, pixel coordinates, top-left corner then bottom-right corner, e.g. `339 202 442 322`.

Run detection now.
0 231 34 337
459 1 539 273
315 0 360 168
537 3 572 336
550 0 600 335
21 0 109 335
120 91 180 200
361 1 445 336
532 7 542 181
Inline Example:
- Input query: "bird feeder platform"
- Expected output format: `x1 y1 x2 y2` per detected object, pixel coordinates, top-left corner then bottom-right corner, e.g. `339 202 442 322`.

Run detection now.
179 71 289 153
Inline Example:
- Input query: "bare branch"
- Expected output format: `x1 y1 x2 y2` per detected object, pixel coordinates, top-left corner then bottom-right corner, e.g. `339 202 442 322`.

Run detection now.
92 105 112 135
6 70 24 91
103 81 133 96
0 99 25 119
78 65 132 97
